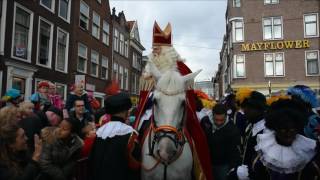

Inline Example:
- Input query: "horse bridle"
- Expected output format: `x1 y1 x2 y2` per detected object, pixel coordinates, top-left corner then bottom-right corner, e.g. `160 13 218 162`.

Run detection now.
147 106 186 166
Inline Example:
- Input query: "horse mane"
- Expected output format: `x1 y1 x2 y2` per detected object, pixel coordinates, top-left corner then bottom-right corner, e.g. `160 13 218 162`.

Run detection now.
156 70 185 96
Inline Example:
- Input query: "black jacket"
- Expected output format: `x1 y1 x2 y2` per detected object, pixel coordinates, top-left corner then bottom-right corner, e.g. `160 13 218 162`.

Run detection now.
65 93 92 114
204 120 241 168
39 135 83 180
89 116 139 180
0 152 40 180
69 111 93 138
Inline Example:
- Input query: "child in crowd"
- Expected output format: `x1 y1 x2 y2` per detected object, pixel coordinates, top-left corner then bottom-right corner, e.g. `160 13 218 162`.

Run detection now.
81 123 96 158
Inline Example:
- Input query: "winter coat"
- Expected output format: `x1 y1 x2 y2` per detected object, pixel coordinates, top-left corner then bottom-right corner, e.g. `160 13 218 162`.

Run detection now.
69 111 93 138
65 93 92 114
0 152 40 180
203 120 241 168
39 134 83 180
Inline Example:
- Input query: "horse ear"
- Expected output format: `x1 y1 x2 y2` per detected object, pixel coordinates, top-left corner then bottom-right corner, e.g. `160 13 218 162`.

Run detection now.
182 69 202 82
147 61 162 80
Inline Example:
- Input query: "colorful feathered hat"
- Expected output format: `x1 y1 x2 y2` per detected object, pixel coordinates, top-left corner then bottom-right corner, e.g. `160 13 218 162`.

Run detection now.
287 85 319 108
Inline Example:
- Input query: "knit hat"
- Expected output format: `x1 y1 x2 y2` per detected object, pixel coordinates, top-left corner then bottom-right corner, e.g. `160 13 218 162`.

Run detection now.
47 106 63 119
2 88 21 100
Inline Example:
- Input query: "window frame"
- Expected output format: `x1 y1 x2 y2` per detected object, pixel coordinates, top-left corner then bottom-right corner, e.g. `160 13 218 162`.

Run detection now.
304 13 319 38
79 0 89 30
264 0 279 5
102 20 110 46
0 0 7 55
119 33 124 55
230 17 244 43
263 16 283 40
11 2 34 62
264 52 285 77
40 0 55 13
36 17 54 69
305 50 320 76
101 55 108 79
92 11 100 39
58 0 71 23
113 29 119 52
233 54 246 78
233 0 241 7
55 27 69 73
90 50 99 77
77 43 88 73
55 82 67 101
124 40 129 58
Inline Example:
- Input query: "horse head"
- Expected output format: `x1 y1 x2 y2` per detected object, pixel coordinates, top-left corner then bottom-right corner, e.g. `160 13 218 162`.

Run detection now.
149 62 201 164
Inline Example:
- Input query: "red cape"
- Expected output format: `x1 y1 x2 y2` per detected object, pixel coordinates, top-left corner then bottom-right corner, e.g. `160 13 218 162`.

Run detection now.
134 61 213 180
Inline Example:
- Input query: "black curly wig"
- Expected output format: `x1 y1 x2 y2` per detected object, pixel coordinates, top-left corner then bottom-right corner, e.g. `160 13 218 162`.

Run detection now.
265 98 308 133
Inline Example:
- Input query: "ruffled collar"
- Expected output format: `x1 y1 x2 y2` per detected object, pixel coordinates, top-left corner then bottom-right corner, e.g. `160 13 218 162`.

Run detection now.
255 129 316 174
96 121 136 139
252 119 266 136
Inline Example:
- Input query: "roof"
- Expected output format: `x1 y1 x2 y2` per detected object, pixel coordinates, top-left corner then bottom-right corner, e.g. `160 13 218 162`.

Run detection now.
127 21 135 31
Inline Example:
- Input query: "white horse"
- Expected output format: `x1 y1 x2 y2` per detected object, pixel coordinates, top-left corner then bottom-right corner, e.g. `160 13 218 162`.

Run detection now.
141 63 201 180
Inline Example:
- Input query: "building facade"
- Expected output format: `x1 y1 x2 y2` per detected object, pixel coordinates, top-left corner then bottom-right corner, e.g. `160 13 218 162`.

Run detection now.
194 80 214 99
216 0 320 97
70 0 113 105
0 0 73 100
127 20 145 105
0 0 145 105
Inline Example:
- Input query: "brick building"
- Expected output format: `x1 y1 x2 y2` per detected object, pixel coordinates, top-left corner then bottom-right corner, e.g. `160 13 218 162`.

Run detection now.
0 0 145 105
0 0 73 100
215 0 320 98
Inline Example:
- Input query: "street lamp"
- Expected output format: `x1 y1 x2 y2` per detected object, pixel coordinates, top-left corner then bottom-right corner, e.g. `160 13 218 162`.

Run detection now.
268 80 272 97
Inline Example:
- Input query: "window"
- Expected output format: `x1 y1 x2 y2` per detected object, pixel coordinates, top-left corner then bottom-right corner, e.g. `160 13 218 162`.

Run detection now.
92 12 100 39
232 19 243 42
113 62 118 80
131 73 136 94
12 76 25 96
119 33 124 55
55 83 67 100
124 68 128 90
304 14 319 38
101 56 108 79
56 28 69 72
77 43 87 73
91 50 99 77
119 66 123 89
133 52 140 70
12 4 33 61
233 55 245 78
37 17 53 68
263 17 282 40
79 1 89 30
102 21 110 45
40 0 55 12
264 53 284 77
233 0 240 7
58 0 71 22
305 51 319 75
113 29 119 52
264 0 279 4
124 40 129 58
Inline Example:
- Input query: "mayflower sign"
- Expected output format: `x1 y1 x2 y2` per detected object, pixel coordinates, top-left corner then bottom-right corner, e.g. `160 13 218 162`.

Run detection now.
241 40 310 52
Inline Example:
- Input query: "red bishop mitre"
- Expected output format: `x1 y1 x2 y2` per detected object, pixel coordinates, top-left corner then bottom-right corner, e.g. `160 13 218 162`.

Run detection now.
153 21 172 47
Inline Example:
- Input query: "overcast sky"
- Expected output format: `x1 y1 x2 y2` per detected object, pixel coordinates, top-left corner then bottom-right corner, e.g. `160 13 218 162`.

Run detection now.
110 0 227 81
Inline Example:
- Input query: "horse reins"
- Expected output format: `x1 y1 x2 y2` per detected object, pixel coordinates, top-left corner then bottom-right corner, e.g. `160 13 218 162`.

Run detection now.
143 107 187 180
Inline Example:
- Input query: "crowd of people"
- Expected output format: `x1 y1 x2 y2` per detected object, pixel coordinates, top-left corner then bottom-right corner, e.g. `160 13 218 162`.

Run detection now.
0 80 138 180
195 85 320 180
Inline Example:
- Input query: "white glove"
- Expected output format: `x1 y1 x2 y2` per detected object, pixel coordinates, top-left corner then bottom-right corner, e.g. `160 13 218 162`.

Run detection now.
237 165 249 180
